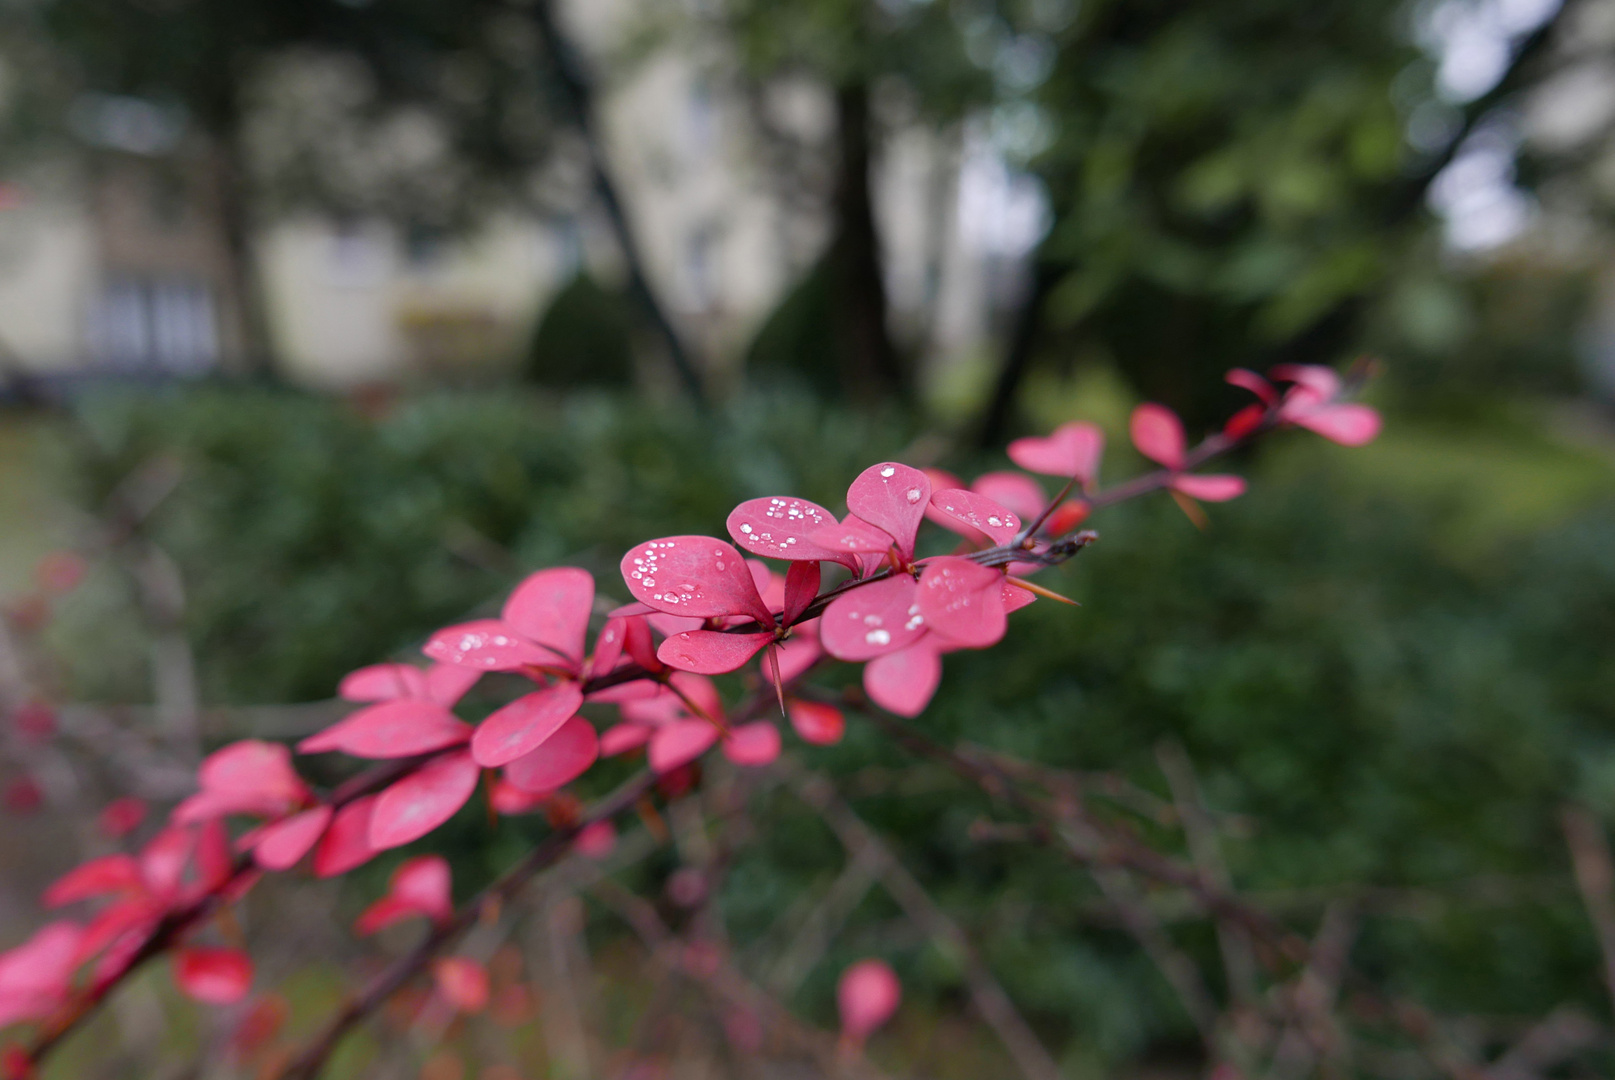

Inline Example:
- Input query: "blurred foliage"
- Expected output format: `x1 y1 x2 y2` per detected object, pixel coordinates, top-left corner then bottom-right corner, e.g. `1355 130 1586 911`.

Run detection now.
522 272 635 390
42 387 1615 1070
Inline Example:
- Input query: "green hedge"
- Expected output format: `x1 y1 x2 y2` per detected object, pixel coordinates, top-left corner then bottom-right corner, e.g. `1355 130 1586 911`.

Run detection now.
52 386 1615 1069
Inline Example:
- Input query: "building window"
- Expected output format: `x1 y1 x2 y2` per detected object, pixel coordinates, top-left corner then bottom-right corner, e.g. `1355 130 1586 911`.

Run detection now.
90 275 218 374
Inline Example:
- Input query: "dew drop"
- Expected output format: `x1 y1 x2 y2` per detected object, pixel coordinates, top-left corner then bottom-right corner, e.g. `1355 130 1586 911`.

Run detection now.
865 629 891 646
906 488 921 503
880 466 896 478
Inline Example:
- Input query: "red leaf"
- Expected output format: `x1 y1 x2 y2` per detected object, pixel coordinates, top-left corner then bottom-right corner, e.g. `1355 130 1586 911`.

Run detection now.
97 797 147 840
916 558 1007 649
782 561 821 627
620 536 774 626
369 752 480 850
726 496 854 568
820 576 925 661
501 567 594 666
927 489 1022 545
656 630 772 675
470 683 585 768
846 463 930 558
1170 474 1246 502
503 716 598 793
253 806 332 871
1130 404 1186 469
838 959 901 1041
648 720 720 773
193 819 234 894
44 855 142 907
357 855 451 933
299 699 472 759
338 663 427 702
722 722 781 766
432 957 488 1013
863 644 942 717
787 700 844 745
621 615 662 673
422 619 561 671
314 796 378 878
173 947 252 1005
574 821 616 858
1007 421 1105 484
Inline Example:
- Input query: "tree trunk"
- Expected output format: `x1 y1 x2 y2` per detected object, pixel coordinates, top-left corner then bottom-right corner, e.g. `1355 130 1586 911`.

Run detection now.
977 257 1059 448
212 140 276 378
828 82 905 402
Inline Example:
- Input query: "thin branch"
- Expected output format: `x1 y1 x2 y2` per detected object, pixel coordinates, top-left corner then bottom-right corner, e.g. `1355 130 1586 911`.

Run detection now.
276 767 659 1080
1562 805 1615 1020
787 764 1068 1080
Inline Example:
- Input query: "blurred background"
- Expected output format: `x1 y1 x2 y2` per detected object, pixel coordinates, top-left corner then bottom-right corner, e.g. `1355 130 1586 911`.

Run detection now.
4 0 1615 1076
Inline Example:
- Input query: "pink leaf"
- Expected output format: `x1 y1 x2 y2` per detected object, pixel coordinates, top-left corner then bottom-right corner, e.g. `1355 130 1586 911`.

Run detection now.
391 855 452 920
369 752 480 850
846 463 930 558
1225 367 1277 404
44 855 143 907
927 490 1022 545
787 700 845 745
722 722 781 766
185 741 307 820
502 567 594 665
252 806 332 871
970 472 1047 520
863 643 942 717
0 921 82 1004
915 558 1007 649
433 957 489 1013
782 561 820 627
1170 474 1246 502
470 683 585 768
313 797 378 878
656 630 773 675
489 778 550 816
424 663 480 707
1130 404 1186 469
1270 363 1341 399
590 617 628 677
671 672 724 722
338 663 428 702
838 958 901 1042
648 720 720 773
809 514 899 556
620 536 774 626
1001 580 1038 614
422 620 561 671
1007 421 1105 484
139 827 195 898
353 896 417 936
503 716 598 793
574 821 616 858
298 700 472 759
820 576 925 661
173 947 252 1005
600 722 652 757
1290 403 1381 446
726 496 855 568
